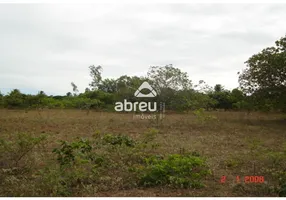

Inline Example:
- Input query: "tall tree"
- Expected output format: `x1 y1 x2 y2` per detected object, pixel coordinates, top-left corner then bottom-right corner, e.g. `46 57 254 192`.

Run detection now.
214 84 223 93
4 89 24 108
147 64 192 107
194 80 212 94
114 75 148 101
98 78 117 93
239 35 286 111
71 82 79 96
0 91 3 107
209 85 232 110
66 92 72 97
89 65 103 90
85 88 91 93
147 64 192 94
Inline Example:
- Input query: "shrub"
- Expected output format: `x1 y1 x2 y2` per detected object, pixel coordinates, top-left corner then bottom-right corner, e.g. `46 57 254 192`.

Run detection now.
193 108 217 123
0 132 47 168
102 134 135 147
0 92 4 108
3 89 25 108
138 154 210 188
52 138 92 167
141 128 159 144
46 138 105 196
260 149 286 197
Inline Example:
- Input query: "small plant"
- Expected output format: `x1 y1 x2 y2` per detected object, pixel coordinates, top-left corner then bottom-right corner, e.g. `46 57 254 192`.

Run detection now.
224 158 240 168
266 151 285 167
52 138 92 167
276 171 286 197
138 154 210 188
102 134 135 147
263 168 286 197
246 138 262 151
48 138 105 196
141 128 159 144
245 137 265 160
193 108 217 123
0 132 47 168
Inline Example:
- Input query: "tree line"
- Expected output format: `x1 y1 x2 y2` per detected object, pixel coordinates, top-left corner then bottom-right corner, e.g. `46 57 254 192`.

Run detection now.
0 35 285 112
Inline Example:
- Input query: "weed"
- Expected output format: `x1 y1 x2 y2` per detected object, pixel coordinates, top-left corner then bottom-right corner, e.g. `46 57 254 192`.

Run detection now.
0 132 47 168
193 108 217 123
52 138 92 167
224 158 240 168
137 154 211 188
102 134 135 147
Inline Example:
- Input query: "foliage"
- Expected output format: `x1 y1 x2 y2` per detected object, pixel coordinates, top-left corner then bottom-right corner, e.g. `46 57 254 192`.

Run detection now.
239 35 286 112
52 138 92 167
2 39 286 113
89 65 103 90
0 132 47 168
147 64 192 105
193 108 217 123
98 78 118 93
208 85 232 110
102 134 136 147
71 82 79 96
0 91 3 108
148 64 192 93
138 154 210 188
3 89 25 108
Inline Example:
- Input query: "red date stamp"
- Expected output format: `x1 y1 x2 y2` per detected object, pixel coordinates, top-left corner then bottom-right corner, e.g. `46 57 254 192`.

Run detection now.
238 176 265 183
220 175 265 183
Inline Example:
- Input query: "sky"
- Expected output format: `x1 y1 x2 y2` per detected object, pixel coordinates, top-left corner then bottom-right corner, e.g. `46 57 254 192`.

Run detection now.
0 3 286 95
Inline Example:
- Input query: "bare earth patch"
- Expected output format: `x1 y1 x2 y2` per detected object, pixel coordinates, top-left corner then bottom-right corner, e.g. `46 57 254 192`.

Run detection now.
0 109 285 197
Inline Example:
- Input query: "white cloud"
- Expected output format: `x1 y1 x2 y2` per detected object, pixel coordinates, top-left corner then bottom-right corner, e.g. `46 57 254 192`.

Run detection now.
0 4 285 95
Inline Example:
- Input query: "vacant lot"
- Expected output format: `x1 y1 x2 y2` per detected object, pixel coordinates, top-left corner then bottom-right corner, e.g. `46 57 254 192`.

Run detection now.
0 109 286 197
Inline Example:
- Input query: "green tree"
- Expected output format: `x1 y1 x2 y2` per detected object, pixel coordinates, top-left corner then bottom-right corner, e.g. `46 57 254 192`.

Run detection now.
239 35 286 111
23 91 47 108
171 89 216 111
147 64 192 105
0 91 3 107
214 84 223 93
147 64 192 93
85 88 91 93
98 78 117 93
114 75 148 102
66 92 72 97
209 85 232 110
194 80 212 94
89 65 103 90
4 89 25 108
71 82 79 96
229 88 246 110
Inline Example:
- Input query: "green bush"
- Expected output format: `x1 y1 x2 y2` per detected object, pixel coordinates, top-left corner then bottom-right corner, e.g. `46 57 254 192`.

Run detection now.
193 108 217 123
0 92 4 108
276 171 286 197
35 137 110 196
261 149 286 197
0 132 47 168
52 138 92 167
3 89 25 108
138 154 210 188
102 134 135 147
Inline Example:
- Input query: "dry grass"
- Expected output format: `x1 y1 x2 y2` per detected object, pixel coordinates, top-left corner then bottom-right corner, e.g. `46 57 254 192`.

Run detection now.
0 109 286 197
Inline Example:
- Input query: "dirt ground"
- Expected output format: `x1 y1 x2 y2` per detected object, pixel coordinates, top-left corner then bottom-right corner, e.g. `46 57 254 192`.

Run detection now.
0 109 285 197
